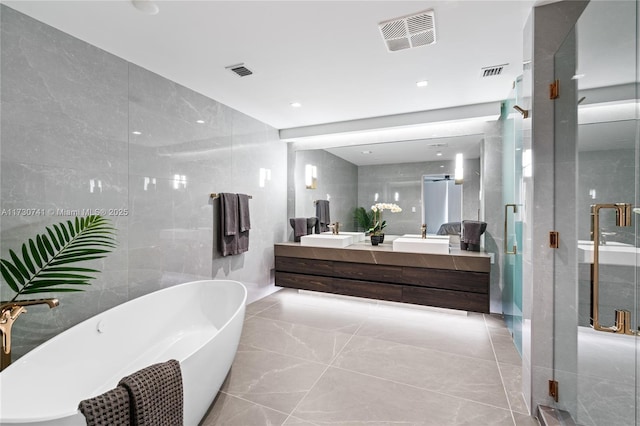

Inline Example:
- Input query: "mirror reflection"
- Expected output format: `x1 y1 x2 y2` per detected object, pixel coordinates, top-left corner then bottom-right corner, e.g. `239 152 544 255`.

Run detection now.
292 133 483 237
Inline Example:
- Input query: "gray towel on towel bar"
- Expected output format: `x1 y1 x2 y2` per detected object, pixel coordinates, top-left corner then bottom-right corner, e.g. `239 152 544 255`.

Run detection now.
79 386 132 426
315 200 330 233
238 193 251 232
220 192 238 236
118 359 184 426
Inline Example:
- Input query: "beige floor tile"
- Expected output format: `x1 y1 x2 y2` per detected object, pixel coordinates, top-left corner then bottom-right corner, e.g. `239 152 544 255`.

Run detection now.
221 346 327 414
201 392 288 426
356 315 496 361
255 302 366 334
499 362 529 414
490 328 522 366
292 367 515 425
332 335 510 409
240 316 353 364
513 412 540 426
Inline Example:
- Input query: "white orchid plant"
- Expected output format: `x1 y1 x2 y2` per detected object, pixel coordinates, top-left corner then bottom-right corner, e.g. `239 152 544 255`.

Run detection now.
368 203 402 235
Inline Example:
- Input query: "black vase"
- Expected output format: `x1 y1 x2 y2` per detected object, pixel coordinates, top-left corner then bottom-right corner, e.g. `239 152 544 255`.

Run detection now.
371 235 382 246
379 233 385 243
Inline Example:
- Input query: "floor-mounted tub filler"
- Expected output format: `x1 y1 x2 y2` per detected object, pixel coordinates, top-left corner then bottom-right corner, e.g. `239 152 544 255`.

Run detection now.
0 279 247 425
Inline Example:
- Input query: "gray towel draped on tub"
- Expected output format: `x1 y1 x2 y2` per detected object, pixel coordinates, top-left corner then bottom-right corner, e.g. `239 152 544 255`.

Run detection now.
219 192 251 256
118 359 184 426
314 200 330 233
79 359 183 426
79 386 131 426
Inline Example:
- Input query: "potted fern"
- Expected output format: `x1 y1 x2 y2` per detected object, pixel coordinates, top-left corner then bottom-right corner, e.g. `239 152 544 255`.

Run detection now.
1 215 116 301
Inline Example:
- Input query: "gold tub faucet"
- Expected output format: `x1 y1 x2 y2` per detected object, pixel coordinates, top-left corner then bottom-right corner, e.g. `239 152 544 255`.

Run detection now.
0 298 59 371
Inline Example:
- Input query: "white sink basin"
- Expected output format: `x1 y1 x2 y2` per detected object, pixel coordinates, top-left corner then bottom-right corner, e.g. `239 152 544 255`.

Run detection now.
301 234 354 248
578 241 638 266
321 231 366 242
392 237 450 254
401 234 450 241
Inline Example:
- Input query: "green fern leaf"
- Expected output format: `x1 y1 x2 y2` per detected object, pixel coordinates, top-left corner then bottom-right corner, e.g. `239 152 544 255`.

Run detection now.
1 215 116 301
22 244 36 275
29 239 43 269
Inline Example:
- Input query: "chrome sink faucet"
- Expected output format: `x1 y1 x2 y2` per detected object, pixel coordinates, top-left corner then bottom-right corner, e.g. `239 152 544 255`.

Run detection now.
0 298 59 371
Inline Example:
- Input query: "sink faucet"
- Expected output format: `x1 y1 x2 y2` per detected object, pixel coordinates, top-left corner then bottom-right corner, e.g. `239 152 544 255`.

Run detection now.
0 298 59 371
329 222 340 235
421 224 427 239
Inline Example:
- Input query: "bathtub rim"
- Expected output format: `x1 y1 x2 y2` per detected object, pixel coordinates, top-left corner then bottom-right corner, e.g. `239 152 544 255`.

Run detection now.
0 279 247 424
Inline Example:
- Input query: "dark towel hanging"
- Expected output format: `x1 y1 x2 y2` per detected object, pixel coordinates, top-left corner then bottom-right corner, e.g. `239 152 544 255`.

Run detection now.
118 359 184 426
78 386 132 426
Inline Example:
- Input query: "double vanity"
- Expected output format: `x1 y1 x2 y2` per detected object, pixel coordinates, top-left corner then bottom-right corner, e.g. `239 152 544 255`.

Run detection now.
275 233 491 313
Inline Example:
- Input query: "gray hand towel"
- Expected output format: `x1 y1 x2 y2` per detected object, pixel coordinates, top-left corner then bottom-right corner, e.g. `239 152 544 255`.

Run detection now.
461 220 487 244
78 386 131 426
291 218 308 237
220 193 238 236
315 200 330 233
238 193 251 232
118 359 184 426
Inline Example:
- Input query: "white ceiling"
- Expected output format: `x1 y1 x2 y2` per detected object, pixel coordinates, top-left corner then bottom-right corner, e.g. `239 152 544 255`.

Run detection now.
4 0 635 166
5 0 535 131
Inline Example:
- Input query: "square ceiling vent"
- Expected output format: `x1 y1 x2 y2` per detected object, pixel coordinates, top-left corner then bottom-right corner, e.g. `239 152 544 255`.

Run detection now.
378 9 436 52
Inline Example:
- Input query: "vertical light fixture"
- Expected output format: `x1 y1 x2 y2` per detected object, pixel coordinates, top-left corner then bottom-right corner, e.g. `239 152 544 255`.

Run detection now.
305 164 317 189
259 168 272 188
454 153 464 184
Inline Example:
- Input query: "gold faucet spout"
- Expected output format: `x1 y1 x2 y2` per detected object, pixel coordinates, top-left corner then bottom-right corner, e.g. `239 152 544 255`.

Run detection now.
0 298 59 311
0 298 59 370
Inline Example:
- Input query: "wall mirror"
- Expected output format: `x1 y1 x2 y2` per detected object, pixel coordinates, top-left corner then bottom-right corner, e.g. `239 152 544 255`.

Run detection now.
291 132 483 236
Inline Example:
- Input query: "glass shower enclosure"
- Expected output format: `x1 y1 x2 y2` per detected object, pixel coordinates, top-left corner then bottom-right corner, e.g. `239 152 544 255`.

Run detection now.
552 1 639 424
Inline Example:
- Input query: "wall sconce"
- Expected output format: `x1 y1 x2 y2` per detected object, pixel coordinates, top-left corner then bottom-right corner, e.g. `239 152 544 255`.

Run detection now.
143 177 157 191
89 179 103 194
454 153 463 184
259 168 272 188
173 174 187 190
305 164 317 189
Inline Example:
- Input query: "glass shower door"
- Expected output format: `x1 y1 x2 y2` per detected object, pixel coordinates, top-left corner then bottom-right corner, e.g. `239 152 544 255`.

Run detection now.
552 1 639 424
502 79 524 356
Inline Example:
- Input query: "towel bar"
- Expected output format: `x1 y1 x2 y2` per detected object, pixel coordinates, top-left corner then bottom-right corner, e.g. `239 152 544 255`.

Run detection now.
210 193 252 199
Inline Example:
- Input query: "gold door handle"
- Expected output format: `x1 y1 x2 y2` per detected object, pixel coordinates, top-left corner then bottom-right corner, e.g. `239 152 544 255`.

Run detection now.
504 204 518 254
590 203 633 334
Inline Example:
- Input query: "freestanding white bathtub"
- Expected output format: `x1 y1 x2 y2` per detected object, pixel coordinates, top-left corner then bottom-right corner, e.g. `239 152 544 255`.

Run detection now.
0 279 247 425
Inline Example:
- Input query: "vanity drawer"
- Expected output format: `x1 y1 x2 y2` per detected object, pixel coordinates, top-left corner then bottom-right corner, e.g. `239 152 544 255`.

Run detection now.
333 261 403 284
402 267 488 294
275 257 334 276
402 286 489 313
332 278 403 302
275 271 333 292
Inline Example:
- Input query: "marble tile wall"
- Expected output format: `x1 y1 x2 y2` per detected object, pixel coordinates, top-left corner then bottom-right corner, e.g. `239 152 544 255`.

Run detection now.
0 5 287 359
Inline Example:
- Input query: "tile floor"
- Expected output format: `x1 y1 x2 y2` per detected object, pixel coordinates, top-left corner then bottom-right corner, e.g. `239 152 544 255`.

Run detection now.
201 289 540 426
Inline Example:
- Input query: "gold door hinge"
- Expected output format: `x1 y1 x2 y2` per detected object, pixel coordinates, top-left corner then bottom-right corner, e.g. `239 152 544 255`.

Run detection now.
549 80 560 99
549 380 559 402
549 231 559 248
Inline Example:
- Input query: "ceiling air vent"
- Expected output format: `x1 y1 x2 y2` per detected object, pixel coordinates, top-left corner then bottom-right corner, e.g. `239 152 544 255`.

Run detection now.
378 9 436 52
226 63 253 77
481 64 508 77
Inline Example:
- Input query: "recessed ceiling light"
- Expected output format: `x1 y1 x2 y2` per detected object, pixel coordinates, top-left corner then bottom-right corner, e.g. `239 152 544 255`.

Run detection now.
416 80 428 88
436 151 442 156
440 165 444 168
290 102 302 108
132 131 142 135
572 74 585 80
196 120 205 124
362 150 372 154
